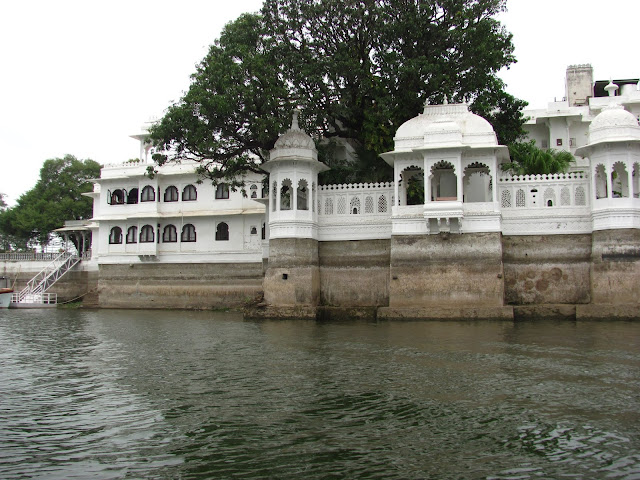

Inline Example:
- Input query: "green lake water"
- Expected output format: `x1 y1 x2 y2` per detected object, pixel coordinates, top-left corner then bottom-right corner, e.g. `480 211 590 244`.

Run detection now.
1 309 639 479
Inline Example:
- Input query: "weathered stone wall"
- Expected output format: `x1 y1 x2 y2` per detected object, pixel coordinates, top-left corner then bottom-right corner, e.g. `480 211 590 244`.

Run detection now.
263 238 319 306
318 239 390 307
98 262 263 309
388 233 504 307
502 234 592 305
590 229 640 305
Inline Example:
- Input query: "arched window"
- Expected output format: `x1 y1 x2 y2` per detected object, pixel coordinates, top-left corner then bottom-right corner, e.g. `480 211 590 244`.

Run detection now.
297 179 308 210
216 222 229 241
141 185 155 202
140 224 155 243
280 179 292 210
164 186 179 202
110 189 124 205
595 164 608 199
181 224 196 242
250 184 258 198
544 188 555 207
163 224 177 242
182 184 197 201
612 162 629 198
126 226 137 244
516 189 526 207
109 226 122 244
127 188 139 204
215 183 229 199
350 197 361 214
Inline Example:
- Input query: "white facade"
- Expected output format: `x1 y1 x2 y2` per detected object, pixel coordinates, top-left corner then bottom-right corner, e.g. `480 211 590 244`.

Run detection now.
81 69 640 263
87 158 266 265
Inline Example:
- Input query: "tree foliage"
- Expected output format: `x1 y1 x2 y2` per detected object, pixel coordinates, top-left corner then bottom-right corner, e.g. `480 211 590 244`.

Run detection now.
501 141 575 175
150 0 526 185
0 155 100 251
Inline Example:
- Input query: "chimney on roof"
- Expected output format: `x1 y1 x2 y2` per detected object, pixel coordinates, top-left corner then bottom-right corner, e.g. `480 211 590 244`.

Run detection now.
566 64 594 107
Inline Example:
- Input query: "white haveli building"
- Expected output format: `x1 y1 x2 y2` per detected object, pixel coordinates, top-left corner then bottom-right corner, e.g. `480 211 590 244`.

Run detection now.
66 65 639 318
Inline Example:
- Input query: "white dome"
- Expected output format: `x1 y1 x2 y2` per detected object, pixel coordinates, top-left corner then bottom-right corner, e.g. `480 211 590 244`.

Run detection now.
588 104 640 144
394 103 497 151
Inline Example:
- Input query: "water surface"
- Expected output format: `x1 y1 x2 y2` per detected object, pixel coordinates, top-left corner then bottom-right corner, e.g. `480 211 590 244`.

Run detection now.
1 309 639 479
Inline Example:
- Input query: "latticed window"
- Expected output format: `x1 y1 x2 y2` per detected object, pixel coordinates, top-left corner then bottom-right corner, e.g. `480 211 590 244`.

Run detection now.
544 188 556 207
181 224 196 242
501 190 512 208
163 224 177 242
337 196 346 214
250 184 258 198
324 198 333 215
365 196 374 213
272 182 277 211
350 197 361 214
516 189 525 208
575 186 586 206
560 187 571 206
378 195 388 213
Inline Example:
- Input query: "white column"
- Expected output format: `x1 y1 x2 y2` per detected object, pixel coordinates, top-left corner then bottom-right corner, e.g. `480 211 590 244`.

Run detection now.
394 164 399 207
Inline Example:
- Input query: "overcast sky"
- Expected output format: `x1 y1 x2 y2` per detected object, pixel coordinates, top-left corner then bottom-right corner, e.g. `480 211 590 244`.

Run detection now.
1 0 638 205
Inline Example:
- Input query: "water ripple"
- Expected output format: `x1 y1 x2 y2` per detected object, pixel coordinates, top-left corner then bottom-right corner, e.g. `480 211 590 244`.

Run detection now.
0 311 638 479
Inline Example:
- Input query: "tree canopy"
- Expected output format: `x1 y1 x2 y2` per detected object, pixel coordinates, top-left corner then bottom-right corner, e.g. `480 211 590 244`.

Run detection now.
0 155 100 251
501 141 575 175
150 0 526 186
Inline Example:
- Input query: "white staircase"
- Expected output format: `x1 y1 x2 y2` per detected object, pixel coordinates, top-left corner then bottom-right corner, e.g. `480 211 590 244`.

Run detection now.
11 252 81 305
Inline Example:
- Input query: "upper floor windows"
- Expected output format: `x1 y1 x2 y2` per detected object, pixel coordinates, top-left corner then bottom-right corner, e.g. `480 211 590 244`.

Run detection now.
182 184 197 201
164 186 179 202
127 188 139 204
110 189 125 205
215 183 229 199
250 184 258 198
141 185 156 202
108 226 123 244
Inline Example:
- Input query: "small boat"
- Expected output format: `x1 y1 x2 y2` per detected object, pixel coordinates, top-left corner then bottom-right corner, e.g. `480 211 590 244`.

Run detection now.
0 277 13 309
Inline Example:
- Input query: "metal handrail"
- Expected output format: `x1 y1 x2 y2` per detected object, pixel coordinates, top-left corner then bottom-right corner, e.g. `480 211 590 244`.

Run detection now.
14 252 81 303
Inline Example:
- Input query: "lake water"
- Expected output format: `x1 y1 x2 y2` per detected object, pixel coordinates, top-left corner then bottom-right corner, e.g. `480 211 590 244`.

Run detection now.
0 309 639 479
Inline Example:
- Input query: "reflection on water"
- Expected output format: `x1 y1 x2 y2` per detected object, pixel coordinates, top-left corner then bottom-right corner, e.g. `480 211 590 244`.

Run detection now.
0 309 638 479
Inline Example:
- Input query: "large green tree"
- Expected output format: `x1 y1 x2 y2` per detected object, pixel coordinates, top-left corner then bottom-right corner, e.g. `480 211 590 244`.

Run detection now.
0 155 100 251
150 0 526 185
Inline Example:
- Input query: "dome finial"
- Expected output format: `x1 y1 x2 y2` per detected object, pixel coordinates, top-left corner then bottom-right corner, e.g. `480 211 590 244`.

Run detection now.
423 98 430 113
443 94 449 105
604 78 619 97
291 109 301 131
